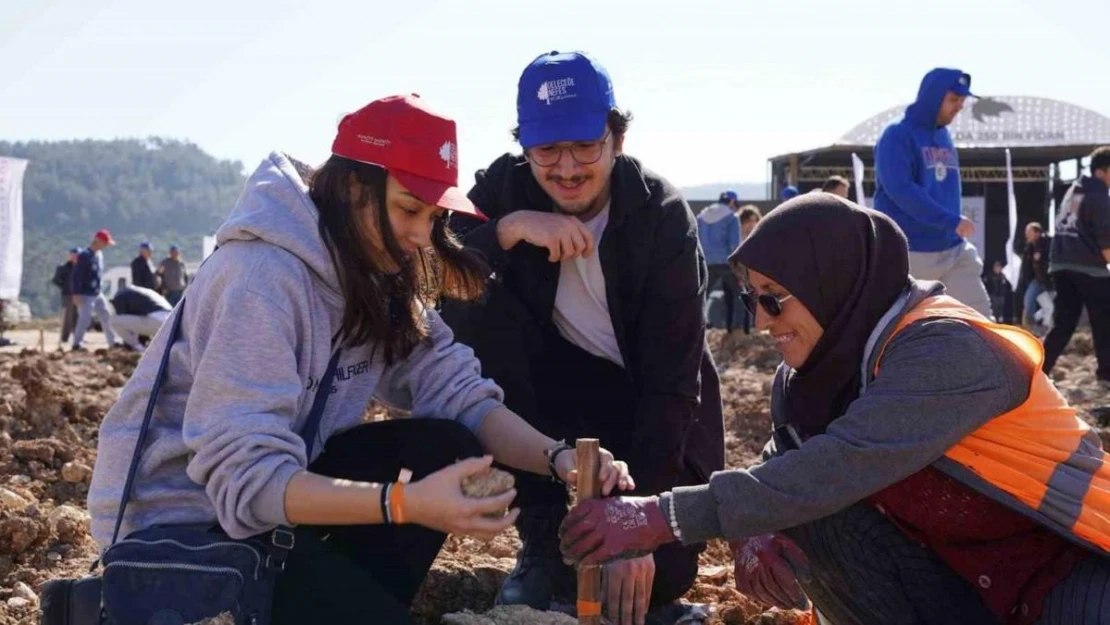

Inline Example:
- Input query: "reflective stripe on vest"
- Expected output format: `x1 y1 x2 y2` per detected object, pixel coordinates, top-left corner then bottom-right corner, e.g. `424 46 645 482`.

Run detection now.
874 295 1110 553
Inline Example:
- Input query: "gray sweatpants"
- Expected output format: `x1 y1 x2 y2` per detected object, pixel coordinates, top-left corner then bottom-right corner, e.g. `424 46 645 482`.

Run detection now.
784 503 1110 625
72 294 116 348
908 241 993 318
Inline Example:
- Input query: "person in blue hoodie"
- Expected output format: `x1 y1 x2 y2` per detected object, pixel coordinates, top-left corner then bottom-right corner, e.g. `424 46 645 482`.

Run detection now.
698 190 743 332
873 68 993 318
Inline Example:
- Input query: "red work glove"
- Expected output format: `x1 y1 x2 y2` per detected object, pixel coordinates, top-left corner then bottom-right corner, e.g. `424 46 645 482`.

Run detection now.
559 496 675 566
731 534 812 610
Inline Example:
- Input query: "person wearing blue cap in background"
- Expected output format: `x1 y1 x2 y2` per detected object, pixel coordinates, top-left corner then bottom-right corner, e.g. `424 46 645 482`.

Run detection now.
873 68 993 318
157 244 189 305
50 247 80 344
131 241 159 291
697 190 744 332
443 50 723 625
781 185 799 201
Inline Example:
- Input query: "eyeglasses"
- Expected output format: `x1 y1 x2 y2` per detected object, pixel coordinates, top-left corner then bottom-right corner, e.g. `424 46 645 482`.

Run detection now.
740 290 794 317
525 132 611 167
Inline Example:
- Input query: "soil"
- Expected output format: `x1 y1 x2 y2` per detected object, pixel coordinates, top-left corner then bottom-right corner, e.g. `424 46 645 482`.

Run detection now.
0 329 1105 625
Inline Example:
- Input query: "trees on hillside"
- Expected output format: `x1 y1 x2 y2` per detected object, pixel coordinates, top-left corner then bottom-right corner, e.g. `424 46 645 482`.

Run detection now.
0 138 245 234
0 138 246 317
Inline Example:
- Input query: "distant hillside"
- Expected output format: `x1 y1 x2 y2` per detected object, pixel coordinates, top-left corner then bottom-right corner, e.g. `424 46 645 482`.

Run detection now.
2 138 246 317
681 182 767 201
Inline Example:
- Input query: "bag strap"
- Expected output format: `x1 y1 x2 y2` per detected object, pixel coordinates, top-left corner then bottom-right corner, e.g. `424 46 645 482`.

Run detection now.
107 297 343 548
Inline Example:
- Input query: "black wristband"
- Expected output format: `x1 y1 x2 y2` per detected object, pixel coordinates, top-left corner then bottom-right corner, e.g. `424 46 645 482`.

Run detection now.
380 483 392 525
544 440 574 486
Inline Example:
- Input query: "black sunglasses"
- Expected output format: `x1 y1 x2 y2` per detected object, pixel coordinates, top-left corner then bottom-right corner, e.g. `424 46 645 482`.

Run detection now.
740 290 794 317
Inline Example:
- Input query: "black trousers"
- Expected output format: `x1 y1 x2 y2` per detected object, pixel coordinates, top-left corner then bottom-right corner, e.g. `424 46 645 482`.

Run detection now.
272 418 483 625
788 503 1110 625
785 504 999 625
442 286 704 607
706 264 746 332
1042 271 1110 380
59 295 77 344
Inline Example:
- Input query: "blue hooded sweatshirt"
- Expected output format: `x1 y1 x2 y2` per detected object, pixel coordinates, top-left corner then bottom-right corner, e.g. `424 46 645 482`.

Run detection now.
874 68 969 252
696 202 741 265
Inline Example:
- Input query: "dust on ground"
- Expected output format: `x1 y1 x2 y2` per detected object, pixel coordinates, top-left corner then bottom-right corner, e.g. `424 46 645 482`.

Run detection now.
0 328 1104 625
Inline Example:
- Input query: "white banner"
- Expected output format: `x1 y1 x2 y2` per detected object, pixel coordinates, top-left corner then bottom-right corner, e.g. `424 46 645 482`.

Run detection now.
1048 163 1057 237
0 157 29 301
960 196 986 262
851 153 868 208
1002 149 1022 290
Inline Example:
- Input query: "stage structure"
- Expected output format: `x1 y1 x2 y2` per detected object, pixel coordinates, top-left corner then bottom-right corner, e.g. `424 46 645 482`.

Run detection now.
768 96 1110 267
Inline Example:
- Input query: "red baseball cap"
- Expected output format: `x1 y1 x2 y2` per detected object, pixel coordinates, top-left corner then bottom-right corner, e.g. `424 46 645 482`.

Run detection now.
94 229 116 245
331 94 485 221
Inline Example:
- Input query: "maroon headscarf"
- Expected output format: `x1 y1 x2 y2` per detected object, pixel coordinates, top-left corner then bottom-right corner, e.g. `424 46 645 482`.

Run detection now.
729 194 911 439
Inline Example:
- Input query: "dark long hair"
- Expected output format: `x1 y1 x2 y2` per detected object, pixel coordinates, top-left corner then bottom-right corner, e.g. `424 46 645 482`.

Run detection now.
310 155 487 364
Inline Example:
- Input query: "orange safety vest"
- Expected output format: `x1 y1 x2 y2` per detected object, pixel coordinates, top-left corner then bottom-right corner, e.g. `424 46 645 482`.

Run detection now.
873 294 1110 554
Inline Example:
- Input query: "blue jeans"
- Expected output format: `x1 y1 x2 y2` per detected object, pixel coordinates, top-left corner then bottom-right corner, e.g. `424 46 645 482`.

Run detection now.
1024 280 1046 326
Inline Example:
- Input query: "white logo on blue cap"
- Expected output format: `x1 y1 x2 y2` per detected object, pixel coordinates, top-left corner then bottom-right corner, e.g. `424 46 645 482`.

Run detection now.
537 77 577 105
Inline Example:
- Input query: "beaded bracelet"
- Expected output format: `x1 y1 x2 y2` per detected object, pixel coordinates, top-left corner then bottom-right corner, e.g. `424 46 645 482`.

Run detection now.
665 496 683 542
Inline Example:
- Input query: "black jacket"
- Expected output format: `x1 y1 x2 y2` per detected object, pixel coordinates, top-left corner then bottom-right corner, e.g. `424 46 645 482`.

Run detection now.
51 261 74 296
1050 175 1110 275
1019 236 1051 287
447 153 725 491
111 286 172 317
131 256 158 290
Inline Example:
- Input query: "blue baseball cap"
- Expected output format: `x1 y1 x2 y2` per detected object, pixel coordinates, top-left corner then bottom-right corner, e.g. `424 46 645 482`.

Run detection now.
719 190 738 203
68 247 80 254
782 185 800 200
169 244 180 252
950 72 974 98
516 50 616 149
139 242 153 250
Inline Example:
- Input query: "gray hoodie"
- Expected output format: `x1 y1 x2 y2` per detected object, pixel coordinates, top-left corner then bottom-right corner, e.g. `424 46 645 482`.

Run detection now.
88 152 504 549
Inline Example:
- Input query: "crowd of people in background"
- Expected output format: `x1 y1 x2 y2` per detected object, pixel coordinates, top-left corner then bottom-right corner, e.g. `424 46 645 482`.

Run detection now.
49 229 189 351
27 50 1110 625
701 136 1109 390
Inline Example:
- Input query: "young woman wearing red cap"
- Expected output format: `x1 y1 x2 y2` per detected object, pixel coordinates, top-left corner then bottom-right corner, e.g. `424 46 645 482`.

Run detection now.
86 94 633 624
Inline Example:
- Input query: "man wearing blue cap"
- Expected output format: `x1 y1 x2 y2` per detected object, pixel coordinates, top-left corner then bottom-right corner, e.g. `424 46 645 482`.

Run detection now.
131 242 158 291
444 50 722 625
157 244 188 306
873 68 993 317
697 190 743 332
781 185 800 201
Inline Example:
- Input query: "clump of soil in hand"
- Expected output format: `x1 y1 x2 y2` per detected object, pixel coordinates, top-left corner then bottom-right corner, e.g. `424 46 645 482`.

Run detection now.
461 467 515 519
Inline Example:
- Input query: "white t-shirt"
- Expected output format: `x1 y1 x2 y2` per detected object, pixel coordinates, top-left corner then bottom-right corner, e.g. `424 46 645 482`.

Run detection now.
552 202 624 368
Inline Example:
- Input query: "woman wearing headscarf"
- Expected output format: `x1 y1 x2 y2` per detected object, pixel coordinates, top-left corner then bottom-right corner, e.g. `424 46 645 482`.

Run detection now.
559 194 1110 625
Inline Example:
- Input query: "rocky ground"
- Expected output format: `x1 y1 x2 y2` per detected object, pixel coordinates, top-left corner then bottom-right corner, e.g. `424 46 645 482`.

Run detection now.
0 327 1104 625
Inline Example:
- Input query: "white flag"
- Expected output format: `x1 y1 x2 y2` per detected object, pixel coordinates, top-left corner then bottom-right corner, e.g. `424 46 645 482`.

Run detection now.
851 153 867 208
0 157 29 301
1002 149 1022 290
1048 163 1057 238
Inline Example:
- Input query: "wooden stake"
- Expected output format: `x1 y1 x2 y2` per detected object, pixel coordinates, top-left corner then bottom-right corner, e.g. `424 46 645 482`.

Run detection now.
575 438 602 625
38 329 44 353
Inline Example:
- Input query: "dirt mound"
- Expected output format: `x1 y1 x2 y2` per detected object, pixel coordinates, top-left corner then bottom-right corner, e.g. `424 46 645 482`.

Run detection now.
3 327 1105 625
